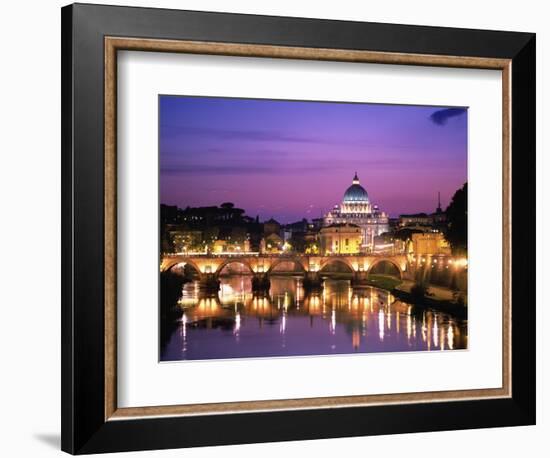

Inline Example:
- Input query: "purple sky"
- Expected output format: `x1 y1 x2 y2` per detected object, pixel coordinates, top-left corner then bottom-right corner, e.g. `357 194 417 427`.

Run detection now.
160 96 467 223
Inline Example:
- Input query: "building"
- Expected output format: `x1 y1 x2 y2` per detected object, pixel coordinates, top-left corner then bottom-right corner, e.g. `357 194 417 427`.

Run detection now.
284 218 310 234
319 223 362 255
167 228 203 253
281 218 321 252
263 218 281 237
311 217 324 231
399 213 433 228
323 173 389 250
399 192 447 229
260 233 285 253
409 232 451 255
212 239 251 254
160 202 265 253
432 192 447 226
179 202 246 226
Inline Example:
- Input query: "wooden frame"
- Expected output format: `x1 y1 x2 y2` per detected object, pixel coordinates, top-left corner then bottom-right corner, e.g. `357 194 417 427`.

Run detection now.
62 3 535 454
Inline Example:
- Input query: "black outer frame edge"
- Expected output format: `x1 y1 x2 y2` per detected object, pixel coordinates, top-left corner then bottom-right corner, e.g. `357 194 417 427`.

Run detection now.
78 398 531 455
68 2 534 58
61 4 75 455
61 3 536 454
510 35 536 423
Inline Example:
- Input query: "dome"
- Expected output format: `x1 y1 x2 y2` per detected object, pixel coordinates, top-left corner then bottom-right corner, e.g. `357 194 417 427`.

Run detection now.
343 184 369 202
343 173 369 203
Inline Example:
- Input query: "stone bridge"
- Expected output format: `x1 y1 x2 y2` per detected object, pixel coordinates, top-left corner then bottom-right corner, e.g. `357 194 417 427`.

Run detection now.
161 253 410 292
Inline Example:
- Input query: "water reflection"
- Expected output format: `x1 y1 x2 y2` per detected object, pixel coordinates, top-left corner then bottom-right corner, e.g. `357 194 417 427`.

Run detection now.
162 276 467 361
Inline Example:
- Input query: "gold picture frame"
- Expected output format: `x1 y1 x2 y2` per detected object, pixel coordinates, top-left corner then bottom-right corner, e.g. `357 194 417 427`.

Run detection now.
104 37 511 421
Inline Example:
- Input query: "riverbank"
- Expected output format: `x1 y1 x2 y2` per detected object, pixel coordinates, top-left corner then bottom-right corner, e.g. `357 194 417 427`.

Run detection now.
362 275 467 320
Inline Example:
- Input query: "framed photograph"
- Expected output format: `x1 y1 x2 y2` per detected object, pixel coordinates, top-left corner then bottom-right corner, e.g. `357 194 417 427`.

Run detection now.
61 3 536 454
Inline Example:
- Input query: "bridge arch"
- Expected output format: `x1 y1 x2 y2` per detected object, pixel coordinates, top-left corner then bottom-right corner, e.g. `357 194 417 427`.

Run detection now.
162 257 202 274
267 257 307 274
319 258 355 273
216 259 255 276
367 258 403 279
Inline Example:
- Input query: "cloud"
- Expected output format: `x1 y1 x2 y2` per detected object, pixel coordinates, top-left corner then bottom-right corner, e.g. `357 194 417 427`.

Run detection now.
160 157 427 176
160 125 318 144
161 162 340 175
160 147 293 160
429 108 467 126
161 164 278 175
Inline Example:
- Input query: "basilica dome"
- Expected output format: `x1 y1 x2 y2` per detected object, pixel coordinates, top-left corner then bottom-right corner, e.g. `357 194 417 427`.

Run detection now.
343 173 369 203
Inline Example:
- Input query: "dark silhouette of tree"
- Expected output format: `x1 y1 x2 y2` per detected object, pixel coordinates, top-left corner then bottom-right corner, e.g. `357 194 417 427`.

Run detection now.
445 183 467 254
159 270 185 348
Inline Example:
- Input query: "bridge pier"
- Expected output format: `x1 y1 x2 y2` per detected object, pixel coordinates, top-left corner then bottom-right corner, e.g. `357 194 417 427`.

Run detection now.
303 272 323 291
252 274 270 293
198 273 221 294
351 271 370 289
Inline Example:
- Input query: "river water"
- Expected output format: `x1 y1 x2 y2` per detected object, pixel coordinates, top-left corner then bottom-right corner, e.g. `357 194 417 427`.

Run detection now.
160 276 467 361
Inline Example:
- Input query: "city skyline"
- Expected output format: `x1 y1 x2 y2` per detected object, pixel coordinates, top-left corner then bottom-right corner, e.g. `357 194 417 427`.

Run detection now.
160 95 467 223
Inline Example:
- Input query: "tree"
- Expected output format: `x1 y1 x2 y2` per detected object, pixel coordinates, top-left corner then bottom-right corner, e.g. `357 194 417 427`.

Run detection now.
445 183 467 255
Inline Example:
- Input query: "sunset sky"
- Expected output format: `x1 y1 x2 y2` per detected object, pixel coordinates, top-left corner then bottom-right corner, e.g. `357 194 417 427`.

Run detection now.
160 95 467 223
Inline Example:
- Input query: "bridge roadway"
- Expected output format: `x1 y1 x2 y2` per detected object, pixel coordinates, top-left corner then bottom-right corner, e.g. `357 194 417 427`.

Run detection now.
161 252 409 279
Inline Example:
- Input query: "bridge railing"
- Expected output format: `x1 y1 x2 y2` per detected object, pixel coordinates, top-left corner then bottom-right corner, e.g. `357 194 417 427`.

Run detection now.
162 251 407 258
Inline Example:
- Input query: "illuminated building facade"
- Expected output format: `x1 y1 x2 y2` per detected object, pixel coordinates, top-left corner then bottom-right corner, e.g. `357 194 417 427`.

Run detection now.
260 233 285 253
319 223 362 255
168 229 202 253
409 232 451 255
324 173 389 250
212 239 251 254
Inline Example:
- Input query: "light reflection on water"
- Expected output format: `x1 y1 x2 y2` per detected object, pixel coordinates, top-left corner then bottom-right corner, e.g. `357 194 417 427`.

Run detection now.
161 276 467 361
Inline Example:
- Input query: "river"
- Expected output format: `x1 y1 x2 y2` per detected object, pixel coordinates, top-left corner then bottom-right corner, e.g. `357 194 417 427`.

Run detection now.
160 275 467 361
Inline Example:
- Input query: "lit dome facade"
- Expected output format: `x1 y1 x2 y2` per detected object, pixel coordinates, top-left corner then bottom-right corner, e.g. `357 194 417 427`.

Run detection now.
323 173 389 251
343 173 369 203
